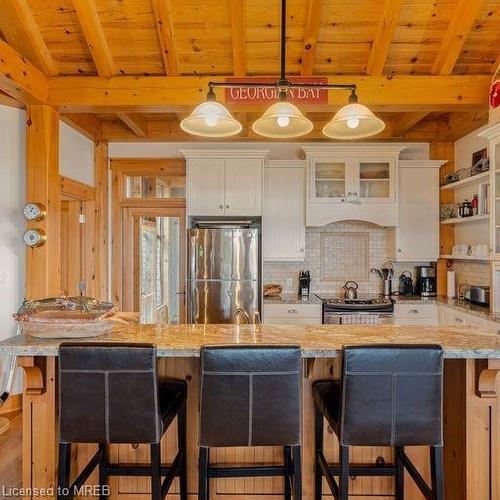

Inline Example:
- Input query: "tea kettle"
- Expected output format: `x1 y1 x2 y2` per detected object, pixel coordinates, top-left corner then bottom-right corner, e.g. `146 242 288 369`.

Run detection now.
343 281 358 299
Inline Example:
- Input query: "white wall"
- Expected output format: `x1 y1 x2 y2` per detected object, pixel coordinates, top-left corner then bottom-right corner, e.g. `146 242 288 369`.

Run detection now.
0 106 26 394
454 125 489 171
109 141 429 160
59 121 95 186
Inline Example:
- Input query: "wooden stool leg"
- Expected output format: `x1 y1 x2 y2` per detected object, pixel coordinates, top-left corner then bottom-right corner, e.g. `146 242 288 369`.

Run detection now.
314 407 324 500
284 446 292 500
431 445 444 500
98 443 108 499
198 446 209 500
57 442 71 500
178 402 188 500
339 445 349 500
151 442 162 500
292 445 302 500
395 446 404 500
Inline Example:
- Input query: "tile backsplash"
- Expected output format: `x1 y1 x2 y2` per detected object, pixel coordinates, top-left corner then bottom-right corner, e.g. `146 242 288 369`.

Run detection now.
452 261 490 291
263 220 427 295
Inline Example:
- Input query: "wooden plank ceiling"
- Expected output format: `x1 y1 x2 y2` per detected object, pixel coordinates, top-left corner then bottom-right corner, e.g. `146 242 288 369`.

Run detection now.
0 0 498 142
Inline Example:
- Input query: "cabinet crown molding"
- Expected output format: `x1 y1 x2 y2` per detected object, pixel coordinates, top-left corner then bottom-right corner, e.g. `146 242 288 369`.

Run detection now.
181 149 269 159
266 160 306 167
301 145 406 158
477 122 500 140
399 160 447 168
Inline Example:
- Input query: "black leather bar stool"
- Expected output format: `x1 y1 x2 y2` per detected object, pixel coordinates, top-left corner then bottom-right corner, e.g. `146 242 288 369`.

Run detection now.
57 343 187 500
313 344 444 500
198 345 302 500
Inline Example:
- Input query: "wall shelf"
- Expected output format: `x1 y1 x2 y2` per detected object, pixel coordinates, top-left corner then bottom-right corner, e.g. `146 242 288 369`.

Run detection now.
440 171 490 191
440 214 489 225
440 254 491 261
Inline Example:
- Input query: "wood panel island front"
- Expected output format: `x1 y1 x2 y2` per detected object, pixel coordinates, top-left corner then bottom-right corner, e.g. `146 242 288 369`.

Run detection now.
0 323 499 500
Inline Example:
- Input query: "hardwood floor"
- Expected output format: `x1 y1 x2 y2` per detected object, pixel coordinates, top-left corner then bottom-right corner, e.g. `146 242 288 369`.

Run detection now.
0 410 22 490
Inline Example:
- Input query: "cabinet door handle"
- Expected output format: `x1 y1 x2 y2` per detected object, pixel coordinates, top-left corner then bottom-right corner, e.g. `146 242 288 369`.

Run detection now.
456 317 465 325
408 309 419 314
226 204 230 208
288 309 298 314
219 204 224 210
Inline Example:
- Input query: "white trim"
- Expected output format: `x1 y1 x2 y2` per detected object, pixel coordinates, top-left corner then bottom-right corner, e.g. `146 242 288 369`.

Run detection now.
478 122 500 140
399 160 447 169
181 149 270 159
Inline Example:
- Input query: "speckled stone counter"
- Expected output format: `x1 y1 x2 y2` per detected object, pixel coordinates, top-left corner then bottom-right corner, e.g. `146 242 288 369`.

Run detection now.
0 323 499 358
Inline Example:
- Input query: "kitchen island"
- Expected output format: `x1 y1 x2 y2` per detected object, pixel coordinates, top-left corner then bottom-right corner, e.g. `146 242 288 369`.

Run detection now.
1 323 499 499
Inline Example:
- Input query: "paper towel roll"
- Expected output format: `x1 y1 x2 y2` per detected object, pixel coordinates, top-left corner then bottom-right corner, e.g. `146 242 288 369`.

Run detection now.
447 270 456 298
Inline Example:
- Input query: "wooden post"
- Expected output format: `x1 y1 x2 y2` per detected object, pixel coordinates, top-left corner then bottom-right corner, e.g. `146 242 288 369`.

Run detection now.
25 104 60 299
94 142 109 301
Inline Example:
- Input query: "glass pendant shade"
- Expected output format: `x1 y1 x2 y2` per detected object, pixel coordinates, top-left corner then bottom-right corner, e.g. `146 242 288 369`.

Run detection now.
252 102 314 138
180 101 242 137
322 102 385 139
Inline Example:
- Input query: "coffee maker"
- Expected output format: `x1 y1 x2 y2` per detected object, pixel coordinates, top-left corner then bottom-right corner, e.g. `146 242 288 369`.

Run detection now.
415 266 437 297
298 270 311 298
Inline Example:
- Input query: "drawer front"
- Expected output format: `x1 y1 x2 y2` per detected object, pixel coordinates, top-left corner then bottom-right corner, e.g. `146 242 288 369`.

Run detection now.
394 303 439 319
264 303 322 319
441 308 485 329
395 317 438 326
264 316 322 325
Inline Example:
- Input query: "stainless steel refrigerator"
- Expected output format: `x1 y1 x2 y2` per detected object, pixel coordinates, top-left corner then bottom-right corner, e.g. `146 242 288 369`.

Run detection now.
187 226 260 324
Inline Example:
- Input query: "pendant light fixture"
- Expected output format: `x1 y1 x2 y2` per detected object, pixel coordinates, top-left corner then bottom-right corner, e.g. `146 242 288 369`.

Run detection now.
180 0 384 140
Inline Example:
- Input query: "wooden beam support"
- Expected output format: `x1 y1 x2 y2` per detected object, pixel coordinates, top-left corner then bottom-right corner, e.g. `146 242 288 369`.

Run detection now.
0 40 49 104
230 0 247 76
440 110 489 141
47 75 490 112
151 0 179 75
431 0 483 75
392 112 429 136
60 113 103 142
72 0 114 77
366 0 403 75
301 0 321 76
0 0 57 76
116 113 147 137
25 105 61 299
0 90 24 109
60 175 96 201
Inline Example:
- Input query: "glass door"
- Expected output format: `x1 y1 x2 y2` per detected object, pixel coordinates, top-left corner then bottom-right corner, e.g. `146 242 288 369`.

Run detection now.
312 161 348 201
122 207 185 324
357 160 392 201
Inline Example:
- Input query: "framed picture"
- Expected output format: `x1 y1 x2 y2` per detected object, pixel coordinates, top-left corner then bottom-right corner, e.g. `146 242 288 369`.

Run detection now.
471 148 489 174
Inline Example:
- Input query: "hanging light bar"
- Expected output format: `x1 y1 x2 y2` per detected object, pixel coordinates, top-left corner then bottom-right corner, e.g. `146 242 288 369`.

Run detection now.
180 0 384 140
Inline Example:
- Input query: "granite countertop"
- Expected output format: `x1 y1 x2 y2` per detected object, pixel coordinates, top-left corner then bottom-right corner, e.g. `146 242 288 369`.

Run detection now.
0 323 498 359
263 293 322 305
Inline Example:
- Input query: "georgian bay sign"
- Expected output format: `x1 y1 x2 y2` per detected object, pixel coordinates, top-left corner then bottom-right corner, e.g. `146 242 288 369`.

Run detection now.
225 77 328 104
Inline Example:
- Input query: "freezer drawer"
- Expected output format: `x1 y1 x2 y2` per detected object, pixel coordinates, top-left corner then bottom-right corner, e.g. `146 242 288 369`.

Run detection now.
188 280 258 324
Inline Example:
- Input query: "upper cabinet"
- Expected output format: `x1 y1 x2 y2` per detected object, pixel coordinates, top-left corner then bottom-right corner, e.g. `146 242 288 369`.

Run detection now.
387 160 444 262
303 145 405 226
183 150 268 216
263 161 306 261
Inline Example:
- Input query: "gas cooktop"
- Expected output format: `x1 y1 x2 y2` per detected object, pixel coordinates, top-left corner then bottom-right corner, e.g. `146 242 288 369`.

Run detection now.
315 294 393 312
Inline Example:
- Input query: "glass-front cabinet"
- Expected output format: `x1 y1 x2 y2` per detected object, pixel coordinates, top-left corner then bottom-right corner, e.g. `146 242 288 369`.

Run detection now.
303 146 404 226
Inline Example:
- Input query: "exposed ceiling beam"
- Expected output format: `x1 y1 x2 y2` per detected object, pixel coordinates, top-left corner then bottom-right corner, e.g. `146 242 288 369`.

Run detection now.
440 110 489 140
150 0 179 75
0 0 58 76
392 112 429 136
0 40 49 104
61 113 103 142
116 113 147 137
230 0 247 76
0 90 24 109
301 0 321 76
366 0 404 75
431 0 483 75
47 75 490 113
72 0 114 77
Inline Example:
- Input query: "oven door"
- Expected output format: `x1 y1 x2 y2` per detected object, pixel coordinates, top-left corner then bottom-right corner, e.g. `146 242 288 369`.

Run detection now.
323 311 393 325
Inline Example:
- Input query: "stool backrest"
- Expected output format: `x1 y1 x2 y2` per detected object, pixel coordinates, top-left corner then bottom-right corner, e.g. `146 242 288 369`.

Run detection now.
200 345 302 447
341 345 443 447
59 343 161 444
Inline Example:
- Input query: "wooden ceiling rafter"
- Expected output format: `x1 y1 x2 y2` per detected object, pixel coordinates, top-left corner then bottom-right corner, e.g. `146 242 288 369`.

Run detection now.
0 90 23 109
365 0 404 75
151 0 179 75
72 0 114 77
116 113 147 137
431 0 483 75
301 0 322 76
60 114 103 142
0 0 58 76
230 0 247 76
392 112 430 136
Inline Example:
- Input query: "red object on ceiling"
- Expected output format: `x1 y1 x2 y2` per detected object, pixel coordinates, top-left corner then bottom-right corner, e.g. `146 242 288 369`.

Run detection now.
490 79 500 109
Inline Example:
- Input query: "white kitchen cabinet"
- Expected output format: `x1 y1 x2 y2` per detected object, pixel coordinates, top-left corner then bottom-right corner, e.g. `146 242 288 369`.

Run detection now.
263 161 305 261
263 302 322 324
394 303 439 325
303 145 405 226
441 307 486 329
183 150 268 216
387 160 444 262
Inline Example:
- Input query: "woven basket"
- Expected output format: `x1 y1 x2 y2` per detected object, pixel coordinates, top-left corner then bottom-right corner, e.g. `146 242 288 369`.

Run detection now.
13 296 135 339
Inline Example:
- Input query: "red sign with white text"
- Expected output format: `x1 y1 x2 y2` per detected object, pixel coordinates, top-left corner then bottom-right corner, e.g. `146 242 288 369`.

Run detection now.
224 77 328 105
